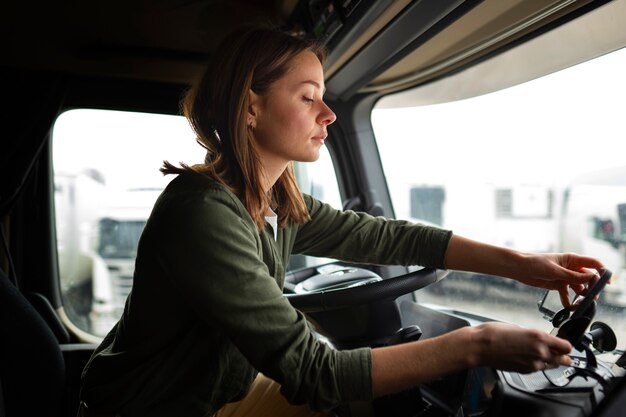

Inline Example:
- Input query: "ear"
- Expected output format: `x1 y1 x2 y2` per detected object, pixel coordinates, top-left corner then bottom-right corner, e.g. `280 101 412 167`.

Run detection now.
247 89 261 128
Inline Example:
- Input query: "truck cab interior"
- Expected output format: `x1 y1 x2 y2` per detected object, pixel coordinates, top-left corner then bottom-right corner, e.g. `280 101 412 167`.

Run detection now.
2 0 626 416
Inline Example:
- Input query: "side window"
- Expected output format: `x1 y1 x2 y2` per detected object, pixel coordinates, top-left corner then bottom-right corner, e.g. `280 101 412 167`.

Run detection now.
290 148 343 271
53 109 203 337
53 109 344 337
294 148 342 210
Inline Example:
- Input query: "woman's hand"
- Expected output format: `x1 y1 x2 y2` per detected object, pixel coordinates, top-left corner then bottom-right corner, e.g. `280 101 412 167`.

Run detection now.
444 235 604 308
514 253 604 307
469 322 572 373
371 322 573 397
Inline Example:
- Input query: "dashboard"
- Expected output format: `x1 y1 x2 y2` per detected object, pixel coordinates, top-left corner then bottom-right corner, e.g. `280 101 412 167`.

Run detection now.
399 301 625 417
286 264 625 417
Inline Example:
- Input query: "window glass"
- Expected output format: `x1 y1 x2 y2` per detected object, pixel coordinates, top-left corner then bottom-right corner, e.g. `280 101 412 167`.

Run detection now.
289 150 344 271
53 109 342 337
372 47 626 351
295 152 342 210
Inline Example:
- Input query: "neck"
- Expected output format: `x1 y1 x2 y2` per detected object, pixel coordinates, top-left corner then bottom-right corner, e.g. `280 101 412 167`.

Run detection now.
260 160 289 193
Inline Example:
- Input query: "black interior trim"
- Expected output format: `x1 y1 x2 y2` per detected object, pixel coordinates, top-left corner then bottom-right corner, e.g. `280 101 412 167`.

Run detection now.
63 75 187 116
325 0 482 100
323 0 395 68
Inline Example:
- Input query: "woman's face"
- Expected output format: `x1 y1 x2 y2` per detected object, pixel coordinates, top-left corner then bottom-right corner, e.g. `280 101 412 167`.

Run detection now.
249 51 336 171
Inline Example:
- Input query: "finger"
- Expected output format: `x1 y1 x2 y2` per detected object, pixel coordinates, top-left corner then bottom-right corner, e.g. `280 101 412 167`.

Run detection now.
564 269 600 285
533 360 548 372
558 287 572 308
556 354 572 367
547 343 573 366
588 271 601 287
547 336 572 355
559 255 604 284
570 283 587 296
578 272 602 300
543 354 571 370
566 254 605 271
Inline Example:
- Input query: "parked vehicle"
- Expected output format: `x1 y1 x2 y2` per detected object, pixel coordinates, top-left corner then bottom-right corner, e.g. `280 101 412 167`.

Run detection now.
407 178 626 307
560 169 626 307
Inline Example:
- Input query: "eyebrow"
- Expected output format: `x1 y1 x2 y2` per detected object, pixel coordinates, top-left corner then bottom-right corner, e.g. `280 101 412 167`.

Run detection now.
301 80 326 94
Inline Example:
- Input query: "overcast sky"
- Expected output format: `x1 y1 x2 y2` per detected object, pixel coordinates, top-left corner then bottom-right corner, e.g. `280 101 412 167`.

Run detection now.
372 45 626 187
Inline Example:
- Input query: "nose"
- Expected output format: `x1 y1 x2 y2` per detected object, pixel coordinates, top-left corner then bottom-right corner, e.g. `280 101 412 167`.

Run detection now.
318 102 337 126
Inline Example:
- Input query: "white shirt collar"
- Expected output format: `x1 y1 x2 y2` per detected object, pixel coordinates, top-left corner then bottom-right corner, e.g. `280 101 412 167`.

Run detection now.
265 208 278 241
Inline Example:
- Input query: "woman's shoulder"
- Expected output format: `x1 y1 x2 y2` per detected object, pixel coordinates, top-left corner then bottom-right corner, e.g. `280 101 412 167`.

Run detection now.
300 193 335 218
157 172 248 220
165 172 232 198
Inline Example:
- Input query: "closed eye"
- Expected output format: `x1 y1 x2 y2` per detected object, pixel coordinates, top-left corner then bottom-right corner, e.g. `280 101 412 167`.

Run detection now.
302 96 314 103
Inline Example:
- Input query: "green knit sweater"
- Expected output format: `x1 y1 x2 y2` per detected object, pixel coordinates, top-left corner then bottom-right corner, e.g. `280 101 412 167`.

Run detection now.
80 172 452 416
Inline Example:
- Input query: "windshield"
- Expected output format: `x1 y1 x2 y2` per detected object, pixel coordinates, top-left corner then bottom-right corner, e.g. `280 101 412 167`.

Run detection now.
372 45 626 357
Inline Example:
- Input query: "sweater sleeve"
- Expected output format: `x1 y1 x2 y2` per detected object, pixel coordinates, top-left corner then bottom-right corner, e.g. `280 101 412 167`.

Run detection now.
158 185 372 410
293 195 453 268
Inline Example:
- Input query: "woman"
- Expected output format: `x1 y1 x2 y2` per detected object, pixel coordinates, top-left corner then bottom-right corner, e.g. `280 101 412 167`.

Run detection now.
79 26 603 417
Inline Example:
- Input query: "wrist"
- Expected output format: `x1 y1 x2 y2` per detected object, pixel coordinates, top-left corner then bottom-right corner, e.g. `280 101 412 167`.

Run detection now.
464 325 488 368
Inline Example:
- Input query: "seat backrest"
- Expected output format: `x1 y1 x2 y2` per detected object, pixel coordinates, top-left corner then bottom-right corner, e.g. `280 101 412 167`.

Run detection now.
0 270 65 417
25 292 71 344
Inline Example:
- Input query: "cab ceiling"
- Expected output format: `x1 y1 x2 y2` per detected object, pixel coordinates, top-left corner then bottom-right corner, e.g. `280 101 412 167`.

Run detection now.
2 0 297 84
1 0 614 96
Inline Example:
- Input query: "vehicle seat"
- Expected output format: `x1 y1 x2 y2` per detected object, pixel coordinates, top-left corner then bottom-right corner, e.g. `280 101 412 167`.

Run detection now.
0 269 97 417
0 269 65 417
25 292 71 344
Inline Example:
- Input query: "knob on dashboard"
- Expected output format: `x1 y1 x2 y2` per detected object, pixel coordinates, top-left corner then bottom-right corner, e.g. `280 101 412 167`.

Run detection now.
589 321 617 353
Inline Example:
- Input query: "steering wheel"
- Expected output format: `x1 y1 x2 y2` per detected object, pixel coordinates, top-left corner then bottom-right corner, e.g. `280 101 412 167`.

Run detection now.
285 267 448 313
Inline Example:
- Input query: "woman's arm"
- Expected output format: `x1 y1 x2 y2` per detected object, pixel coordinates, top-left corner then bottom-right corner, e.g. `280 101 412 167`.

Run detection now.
371 321 573 397
369 234 603 397
293 195 452 269
443 235 604 306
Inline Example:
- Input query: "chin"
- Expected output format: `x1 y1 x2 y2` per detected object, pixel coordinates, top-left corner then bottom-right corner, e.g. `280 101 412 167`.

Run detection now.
307 152 321 162
295 150 321 163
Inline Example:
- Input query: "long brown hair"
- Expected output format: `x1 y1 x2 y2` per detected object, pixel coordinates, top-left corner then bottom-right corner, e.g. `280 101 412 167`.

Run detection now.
162 26 327 230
